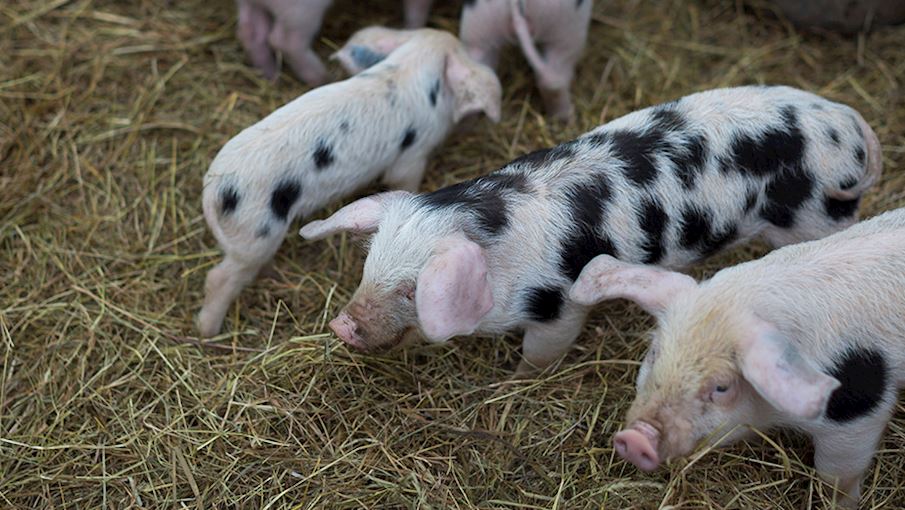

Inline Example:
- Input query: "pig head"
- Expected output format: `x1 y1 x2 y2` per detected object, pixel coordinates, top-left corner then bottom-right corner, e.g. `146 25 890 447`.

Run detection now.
300 192 494 351
571 255 841 471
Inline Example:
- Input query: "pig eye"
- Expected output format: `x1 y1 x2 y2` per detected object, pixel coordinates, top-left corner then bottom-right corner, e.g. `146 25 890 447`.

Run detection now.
714 385 729 393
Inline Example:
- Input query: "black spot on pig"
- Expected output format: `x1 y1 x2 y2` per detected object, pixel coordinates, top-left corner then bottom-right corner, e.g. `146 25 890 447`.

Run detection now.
419 172 530 235
759 169 814 228
700 223 738 257
270 180 301 221
428 79 441 107
255 225 271 238
349 45 386 69
400 127 417 151
639 200 668 264
463 0 477 8
726 106 805 177
559 178 617 281
826 127 841 146
811 102 824 110
483 171 533 194
824 195 860 221
339 121 350 133
650 107 687 132
669 134 708 189
744 189 759 213
220 186 240 216
313 140 334 170
839 176 858 190
610 128 670 187
853 146 865 166
511 142 576 169
679 207 709 248
825 347 887 422
524 286 564 323
678 206 736 256
577 0 585 6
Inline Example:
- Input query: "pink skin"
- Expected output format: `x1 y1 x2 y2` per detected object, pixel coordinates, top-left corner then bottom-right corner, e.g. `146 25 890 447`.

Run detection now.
329 312 366 350
613 421 661 472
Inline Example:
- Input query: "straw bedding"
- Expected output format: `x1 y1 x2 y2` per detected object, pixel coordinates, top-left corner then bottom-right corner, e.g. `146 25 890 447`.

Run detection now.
2 0 904 507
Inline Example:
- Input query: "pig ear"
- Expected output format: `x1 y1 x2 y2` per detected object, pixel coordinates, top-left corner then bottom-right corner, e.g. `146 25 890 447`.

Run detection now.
568 255 698 317
739 321 841 420
415 235 494 342
445 51 502 124
299 191 408 240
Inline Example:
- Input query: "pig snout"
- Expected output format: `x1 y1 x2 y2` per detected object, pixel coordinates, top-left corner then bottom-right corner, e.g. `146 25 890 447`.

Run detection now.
329 313 366 351
613 421 661 472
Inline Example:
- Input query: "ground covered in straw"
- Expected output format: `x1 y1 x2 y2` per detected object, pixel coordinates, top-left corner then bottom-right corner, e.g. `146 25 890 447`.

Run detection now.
2 0 905 508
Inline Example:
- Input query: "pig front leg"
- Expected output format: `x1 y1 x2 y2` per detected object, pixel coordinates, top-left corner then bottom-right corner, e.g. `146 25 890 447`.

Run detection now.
812 411 892 508
516 304 588 375
381 152 428 193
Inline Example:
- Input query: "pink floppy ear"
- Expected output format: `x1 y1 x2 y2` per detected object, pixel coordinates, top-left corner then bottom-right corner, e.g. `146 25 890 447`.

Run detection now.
739 320 841 420
299 191 408 240
415 234 494 342
445 51 502 123
568 255 698 317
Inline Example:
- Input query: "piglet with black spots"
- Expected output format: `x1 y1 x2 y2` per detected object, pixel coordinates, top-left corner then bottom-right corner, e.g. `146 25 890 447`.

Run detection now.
572 207 903 508
460 0 593 121
198 29 501 337
299 86 880 375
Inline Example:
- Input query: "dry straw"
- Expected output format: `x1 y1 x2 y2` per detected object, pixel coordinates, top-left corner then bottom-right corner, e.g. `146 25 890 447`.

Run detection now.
2 0 904 508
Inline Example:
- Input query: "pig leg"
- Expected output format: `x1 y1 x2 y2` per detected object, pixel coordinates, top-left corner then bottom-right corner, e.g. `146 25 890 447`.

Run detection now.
403 0 433 28
236 0 276 79
381 153 428 193
516 305 588 374
812 413 890 507
268 7 329 86
198 222 286 336
198 255 266 337
510 5 578 122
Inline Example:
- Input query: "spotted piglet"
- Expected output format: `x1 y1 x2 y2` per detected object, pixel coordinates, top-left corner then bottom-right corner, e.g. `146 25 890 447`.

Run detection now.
299 86 881 373
460 0 593 121
198 29 501 337
571 207 902 508
235 0 434 85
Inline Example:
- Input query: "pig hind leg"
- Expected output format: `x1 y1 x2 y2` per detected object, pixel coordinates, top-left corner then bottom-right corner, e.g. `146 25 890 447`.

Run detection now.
268 6 329 86
198 230 286 337
532 47 578 122
236 1 276 79
516 305 588 375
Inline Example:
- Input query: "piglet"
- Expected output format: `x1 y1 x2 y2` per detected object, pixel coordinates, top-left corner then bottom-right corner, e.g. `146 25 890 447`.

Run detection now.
570 206 901 508
299 86 881 373
235 0 434 85
460 0 593 121
199 29 501 337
